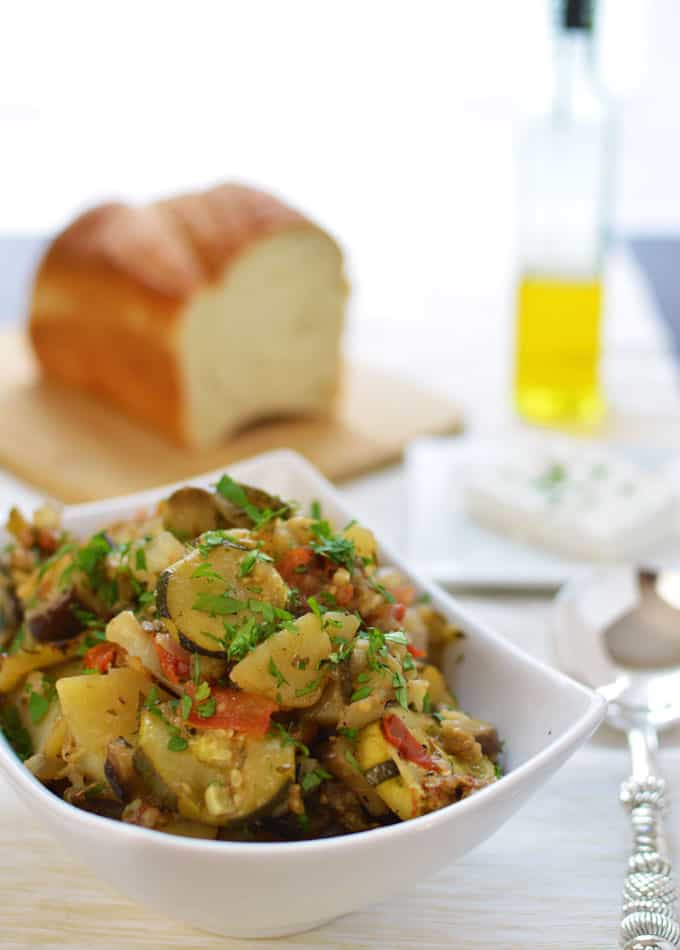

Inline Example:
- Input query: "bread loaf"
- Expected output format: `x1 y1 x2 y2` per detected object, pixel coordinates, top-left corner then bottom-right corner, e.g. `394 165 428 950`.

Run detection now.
29 183 348 446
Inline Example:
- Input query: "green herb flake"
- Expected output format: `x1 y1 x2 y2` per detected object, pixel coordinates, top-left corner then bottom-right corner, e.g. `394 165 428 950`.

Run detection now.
301 767 333 794
197 697 217 718
167 735 189 752
84 781 106 800
350 685 373 703
337 726 358 741
192 592 246 616
135 548 147 571
180 694 192 720
194 681 211 702
240 549 274 577
307 596 324 619
191 562 223 581
392 670 408 710
309 520 356 573
28 690 50 724
368 578 396 604
268 657 288 689
344 748 362 774
422 691 433 715
268 721 309 756
0 705 32 760
310 500 322 519
494 763 503 779
295 676 322 698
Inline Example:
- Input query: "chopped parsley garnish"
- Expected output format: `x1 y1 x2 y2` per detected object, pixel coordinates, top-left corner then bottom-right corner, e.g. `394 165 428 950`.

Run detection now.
309 519 356 572
197 698 216 718
194 681 211 702
337 726 358 741
135 548 147 571
268 721 309 756
367 578 396 604
239 549 273 577
28 690 51 724
197 530 241 557
180 694 192 719
494 763 503 779
84 781 106 800
0 705 32 760
191 562 223 581
344 748 362 774
402 652 416 672
268 657 288 688
216 475 286 529
7 624 26 655
297 813 310 832
384 631 408 645
223 616 271 661
295 676 322 698
310 500 322 519
392 670 408 710
422 691 433 714
307 596 324 619
193 592 246 616
36 541 76 579
167 735 189 752
350 685 373 703
301 767 333 794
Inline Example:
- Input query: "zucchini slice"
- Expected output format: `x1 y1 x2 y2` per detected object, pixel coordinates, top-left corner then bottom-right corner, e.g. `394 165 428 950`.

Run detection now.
357 708 496 821
159 487 222 539
134 708 294 826
156 538 289 656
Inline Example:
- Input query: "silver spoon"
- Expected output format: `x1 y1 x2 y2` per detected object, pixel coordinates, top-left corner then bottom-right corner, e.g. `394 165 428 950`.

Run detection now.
553 566 680 950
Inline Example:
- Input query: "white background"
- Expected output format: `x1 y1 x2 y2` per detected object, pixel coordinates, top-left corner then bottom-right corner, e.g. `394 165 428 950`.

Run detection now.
1 0 677 328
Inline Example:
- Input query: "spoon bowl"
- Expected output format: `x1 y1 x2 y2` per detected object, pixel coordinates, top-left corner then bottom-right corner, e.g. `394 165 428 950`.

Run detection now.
554 566 680 950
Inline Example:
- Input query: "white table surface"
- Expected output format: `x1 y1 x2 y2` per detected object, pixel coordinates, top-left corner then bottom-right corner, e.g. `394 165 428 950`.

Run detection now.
2 246 680 948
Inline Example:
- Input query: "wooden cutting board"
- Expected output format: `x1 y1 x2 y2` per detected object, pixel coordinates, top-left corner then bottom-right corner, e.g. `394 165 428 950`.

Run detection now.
0 330 462 503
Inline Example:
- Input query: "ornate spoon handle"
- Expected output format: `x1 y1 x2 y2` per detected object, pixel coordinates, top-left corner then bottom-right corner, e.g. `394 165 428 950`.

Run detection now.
619 775 680 950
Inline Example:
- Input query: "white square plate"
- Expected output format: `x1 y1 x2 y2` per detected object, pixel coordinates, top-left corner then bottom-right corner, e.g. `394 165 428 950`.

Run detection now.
406 437 680 590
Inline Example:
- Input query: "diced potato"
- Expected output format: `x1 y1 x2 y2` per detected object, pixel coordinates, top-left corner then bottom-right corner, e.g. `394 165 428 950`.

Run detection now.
343 523 378 564
230 612 332 708
57 668 152 782
322 611 360 642
106 611 162 679
419 664 456 707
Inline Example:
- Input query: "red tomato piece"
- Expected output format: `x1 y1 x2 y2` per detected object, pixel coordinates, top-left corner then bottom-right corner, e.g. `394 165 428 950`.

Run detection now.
382 713 440 771
391 584 416 607
153 632 191 684
335 583 355 607
276 546 314 584
406 643 426 659
393 603 407 622
83 642 117 674
186 685 278 738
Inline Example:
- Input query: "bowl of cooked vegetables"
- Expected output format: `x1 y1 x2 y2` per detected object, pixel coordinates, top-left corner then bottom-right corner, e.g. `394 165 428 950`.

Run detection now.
0 450 604 937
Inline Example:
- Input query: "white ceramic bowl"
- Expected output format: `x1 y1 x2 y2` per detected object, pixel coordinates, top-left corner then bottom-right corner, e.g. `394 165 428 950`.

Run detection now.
0 450 605 938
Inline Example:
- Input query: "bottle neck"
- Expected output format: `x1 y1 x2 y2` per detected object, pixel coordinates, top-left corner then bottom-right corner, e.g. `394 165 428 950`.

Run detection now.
553 29 601 119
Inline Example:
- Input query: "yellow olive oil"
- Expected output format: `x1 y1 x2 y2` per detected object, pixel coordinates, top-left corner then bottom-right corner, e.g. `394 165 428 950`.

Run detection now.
514 275 605 425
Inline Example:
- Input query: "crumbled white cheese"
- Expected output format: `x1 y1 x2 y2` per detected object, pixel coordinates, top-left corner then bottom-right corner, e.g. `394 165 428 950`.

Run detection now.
464 444 679 560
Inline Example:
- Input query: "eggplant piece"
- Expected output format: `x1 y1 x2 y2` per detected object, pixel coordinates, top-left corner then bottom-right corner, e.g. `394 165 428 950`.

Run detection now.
159 488 222 540
104 737 138 802
156 538 288 657
134 708 295 826
26 589 86 643
319 736 388 817
214 482 293 530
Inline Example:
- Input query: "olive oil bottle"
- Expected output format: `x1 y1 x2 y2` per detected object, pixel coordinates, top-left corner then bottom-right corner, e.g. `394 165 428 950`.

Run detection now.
514 0 610 426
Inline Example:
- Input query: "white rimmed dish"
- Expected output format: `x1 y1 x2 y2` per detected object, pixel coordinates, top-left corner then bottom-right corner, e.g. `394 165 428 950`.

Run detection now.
0 449 605 938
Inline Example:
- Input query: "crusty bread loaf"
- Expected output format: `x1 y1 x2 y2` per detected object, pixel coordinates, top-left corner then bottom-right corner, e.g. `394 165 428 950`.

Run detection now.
29 183 348 446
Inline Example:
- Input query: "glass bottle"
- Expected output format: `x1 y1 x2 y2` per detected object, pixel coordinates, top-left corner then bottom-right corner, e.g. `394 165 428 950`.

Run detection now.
514 0 611 425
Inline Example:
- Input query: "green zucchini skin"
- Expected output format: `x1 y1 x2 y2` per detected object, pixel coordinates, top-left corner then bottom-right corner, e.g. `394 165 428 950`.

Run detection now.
364 759 400 787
